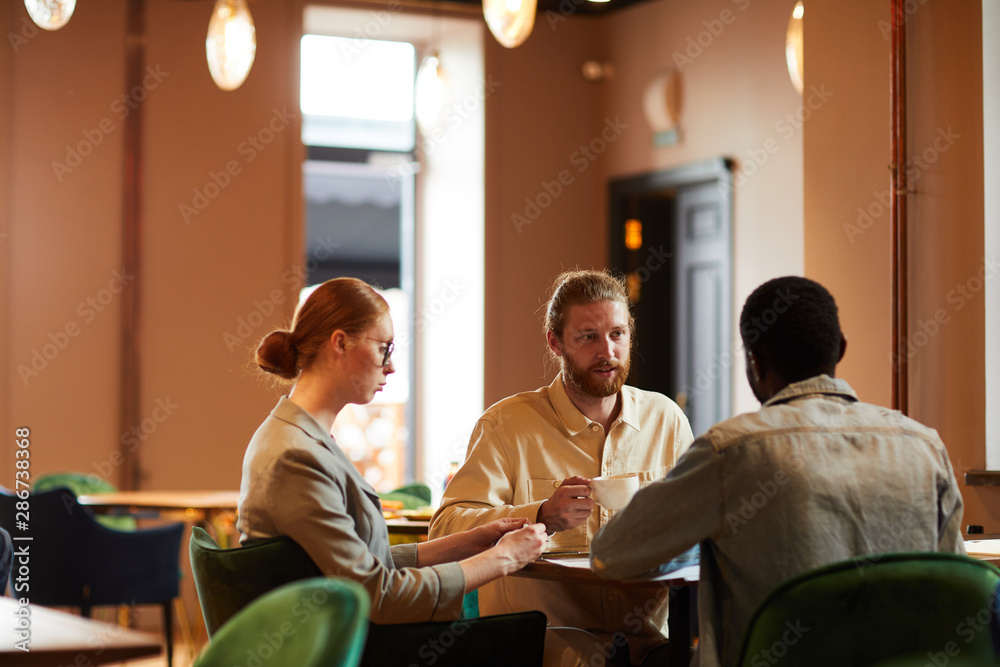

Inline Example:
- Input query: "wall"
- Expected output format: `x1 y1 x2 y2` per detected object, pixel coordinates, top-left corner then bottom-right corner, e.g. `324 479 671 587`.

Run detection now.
0 0 301 491
806 0 996 529
2 2 128 482
483 14 607 405
599 0 806 417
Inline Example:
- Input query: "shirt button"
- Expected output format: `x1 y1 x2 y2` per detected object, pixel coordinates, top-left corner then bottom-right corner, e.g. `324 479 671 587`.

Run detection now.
591 424 600 431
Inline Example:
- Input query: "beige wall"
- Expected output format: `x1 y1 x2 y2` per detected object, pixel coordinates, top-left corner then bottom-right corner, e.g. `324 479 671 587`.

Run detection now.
806 0 996 529
484 0 807 413
0 0 302 490
483 16 606 404
1 0 996 576
599 0 806 416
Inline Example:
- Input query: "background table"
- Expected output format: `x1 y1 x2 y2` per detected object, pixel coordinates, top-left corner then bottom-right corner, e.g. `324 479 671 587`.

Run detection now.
0 597 162 666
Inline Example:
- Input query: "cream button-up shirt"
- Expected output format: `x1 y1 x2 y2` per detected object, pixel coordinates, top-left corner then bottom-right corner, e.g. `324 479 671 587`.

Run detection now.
430 374 694 644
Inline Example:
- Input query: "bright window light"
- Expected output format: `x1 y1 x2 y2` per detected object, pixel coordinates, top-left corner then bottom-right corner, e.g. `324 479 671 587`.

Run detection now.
301 34 415 122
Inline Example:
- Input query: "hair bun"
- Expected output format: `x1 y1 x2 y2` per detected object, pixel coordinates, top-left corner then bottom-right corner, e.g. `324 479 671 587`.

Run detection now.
256 330 299 380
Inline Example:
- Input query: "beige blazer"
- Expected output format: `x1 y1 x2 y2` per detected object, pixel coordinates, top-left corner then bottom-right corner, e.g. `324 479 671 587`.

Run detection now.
238 396 464 623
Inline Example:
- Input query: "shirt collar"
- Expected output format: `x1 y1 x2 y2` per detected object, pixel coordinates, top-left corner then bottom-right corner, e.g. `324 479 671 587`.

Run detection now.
548 372 639 435
762 374 859 407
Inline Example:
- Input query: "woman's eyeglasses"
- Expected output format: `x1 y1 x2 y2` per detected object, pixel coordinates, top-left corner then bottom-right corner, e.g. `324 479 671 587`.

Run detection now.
365 337 394 367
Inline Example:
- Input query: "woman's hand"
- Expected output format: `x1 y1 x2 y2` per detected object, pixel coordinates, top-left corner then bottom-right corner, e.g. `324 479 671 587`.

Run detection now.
493 523 547 575
461 517 531 556
458 522 547 591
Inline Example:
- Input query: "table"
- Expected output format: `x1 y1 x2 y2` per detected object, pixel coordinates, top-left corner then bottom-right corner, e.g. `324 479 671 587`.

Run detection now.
512 543 1000 666
511 557 698 666
0 597 162 666
78 491 431 540
77 489 240 516
384 518 430 536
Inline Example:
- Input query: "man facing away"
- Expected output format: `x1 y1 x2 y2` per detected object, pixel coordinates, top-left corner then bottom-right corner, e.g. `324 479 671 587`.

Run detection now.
430 269 694 665
591 276 966 667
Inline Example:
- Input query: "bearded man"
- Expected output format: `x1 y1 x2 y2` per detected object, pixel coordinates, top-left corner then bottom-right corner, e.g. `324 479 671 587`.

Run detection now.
430 269 694 666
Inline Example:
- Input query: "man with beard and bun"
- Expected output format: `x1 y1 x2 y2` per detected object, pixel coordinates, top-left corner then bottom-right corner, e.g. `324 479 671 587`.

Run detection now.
430 269 694 667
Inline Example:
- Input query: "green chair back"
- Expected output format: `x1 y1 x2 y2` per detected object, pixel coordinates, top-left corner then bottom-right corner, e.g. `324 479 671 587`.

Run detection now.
379 482 432 510
34 472 137 531
189 526 323 637
737 552 1000 667
193 578 369 667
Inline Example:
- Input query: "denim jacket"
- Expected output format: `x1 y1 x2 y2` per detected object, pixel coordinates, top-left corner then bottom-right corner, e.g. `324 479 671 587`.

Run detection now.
592 375 965 667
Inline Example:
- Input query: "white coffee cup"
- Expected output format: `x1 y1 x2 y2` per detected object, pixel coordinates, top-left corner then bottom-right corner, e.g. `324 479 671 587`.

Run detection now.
589 473 639 510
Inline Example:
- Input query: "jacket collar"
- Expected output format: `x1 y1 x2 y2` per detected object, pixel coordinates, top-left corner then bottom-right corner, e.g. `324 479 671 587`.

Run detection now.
763 374 859 408
270 396 338 452
269 396 383 503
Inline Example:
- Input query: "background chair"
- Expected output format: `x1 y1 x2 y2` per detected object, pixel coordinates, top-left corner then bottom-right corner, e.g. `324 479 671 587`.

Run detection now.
190 527 546 667
193 578 369 667
379 482 432 510
737 552 1000 667
33 471 137 530
0 486 183 666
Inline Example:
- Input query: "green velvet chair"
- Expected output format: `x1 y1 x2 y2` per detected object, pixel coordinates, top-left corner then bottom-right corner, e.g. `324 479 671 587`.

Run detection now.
189 527 323 636
34 472 137 531
379 482 433 509
737 552 1000 667
192 578 369 667
189 527 547 667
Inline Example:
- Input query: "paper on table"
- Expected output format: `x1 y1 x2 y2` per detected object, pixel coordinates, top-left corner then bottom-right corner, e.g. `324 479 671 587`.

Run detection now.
538 557 700 582
964 539 1000 556
540 556 592 568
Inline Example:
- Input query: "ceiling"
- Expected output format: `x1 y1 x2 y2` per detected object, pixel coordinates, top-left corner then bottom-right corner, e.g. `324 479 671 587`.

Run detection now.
443 0 656 17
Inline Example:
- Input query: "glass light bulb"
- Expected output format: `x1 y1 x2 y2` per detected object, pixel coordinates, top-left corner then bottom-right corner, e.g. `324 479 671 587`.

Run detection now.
206 0 257 92
415 53 450 134
24 0 76 30
786 1 804 95
484 0 536 49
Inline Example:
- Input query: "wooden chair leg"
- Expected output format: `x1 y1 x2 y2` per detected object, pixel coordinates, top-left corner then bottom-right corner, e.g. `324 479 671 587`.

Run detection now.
162 600 173 667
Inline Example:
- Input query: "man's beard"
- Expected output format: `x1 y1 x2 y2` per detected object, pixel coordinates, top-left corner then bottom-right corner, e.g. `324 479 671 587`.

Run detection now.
563 353 631 398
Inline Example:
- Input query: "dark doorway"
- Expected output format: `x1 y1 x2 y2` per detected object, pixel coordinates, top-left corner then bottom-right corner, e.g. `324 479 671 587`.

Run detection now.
608 157 733 436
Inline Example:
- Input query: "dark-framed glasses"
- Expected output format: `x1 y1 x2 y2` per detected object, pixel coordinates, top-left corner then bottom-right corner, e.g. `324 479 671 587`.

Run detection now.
365 337 394 367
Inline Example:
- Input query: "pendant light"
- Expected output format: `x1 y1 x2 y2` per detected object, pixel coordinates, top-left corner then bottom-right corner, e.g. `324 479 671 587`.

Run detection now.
206 0 257 91
483 0 536 49
24 0 76 30
415 52 449 134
